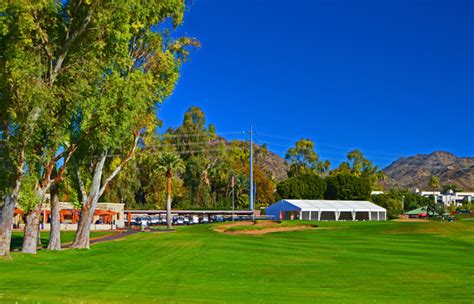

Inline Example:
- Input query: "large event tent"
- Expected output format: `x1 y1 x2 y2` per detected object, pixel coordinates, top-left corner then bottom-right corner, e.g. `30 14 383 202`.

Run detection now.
266 200 387 221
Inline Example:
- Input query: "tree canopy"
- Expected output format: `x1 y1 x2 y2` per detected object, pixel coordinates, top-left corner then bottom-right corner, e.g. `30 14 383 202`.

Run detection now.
325 173 372 201
285 138 330 177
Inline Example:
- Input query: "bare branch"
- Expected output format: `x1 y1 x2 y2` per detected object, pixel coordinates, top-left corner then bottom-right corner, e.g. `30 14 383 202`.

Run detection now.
98 131 140 198
51 2 95 85
74 159 88 205
54 144 78 183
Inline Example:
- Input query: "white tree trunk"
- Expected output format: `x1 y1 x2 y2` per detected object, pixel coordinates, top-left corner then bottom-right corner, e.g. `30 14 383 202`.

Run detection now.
0 180 22 258
0 195 16 257
71 154 107 249
71 134 139 249
47 186 61 251
22 203 42 254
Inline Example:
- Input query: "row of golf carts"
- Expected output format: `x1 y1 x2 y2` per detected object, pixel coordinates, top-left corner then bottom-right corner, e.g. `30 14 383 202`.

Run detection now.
126 214 254 226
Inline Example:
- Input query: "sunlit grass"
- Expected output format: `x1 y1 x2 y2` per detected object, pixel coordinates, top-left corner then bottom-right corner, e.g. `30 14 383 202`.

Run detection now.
1 221 473 303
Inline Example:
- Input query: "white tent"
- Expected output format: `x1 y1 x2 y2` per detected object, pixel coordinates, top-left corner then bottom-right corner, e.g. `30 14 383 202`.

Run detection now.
266 200 386 221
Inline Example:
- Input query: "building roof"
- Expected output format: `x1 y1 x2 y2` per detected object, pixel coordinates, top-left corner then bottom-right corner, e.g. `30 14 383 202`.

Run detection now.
404 207 427 215
404 206 438 216
276 200 386 212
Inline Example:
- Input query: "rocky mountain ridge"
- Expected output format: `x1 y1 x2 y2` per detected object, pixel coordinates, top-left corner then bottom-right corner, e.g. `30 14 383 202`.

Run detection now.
382 151 474 191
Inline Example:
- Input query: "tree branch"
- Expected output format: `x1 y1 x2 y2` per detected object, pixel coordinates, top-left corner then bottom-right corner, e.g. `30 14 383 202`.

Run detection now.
74 159 88 205
54 144 78 184
50 2 95 85
98 131 140 198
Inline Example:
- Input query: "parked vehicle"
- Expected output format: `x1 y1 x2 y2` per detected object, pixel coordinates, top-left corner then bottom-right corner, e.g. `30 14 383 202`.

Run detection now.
184 216 190 225
149 217 160 225
192 216 199 224
213 215 224 223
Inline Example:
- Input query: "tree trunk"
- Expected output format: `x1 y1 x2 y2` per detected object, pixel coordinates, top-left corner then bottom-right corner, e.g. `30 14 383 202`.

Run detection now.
71 204 93 249
22 203 42 254
0 180 22 258
38 225 42 246
0 195 16 258
166 176 172 230
47 186 61 251
71 153 107 249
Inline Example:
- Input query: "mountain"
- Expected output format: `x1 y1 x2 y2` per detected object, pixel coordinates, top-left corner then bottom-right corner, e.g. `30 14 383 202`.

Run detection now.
255 147 289 182
383 151 474 191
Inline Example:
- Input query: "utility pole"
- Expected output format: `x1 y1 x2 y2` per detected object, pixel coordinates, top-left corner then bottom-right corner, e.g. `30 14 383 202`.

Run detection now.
232 173 235 222
402 195 405 213
249 125 254 218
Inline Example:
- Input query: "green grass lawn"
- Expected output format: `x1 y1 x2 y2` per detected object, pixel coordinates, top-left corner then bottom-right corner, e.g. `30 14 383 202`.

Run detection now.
1 220 473 303
10 231 115 251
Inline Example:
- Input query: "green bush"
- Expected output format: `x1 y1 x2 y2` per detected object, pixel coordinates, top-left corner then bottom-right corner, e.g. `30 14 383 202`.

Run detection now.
277 174 326 199
324 174 371 200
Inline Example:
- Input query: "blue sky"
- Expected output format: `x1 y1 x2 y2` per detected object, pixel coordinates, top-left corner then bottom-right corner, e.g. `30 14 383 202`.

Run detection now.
158 0 473 168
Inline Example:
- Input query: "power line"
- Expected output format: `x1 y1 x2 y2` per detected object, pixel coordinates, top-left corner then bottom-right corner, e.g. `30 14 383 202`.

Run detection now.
159 131 244 138
255 131 406 158
258 140 396 162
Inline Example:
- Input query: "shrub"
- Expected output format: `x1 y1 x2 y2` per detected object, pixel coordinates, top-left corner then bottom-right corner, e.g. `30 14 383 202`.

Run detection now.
324 174 371 200
276 174 326 199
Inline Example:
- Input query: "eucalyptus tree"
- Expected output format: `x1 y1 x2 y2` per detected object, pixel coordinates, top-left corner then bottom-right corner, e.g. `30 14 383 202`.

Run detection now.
334 149 385 189
69 1 198 249
0 0 103 255
165 107 216 207
286 138 328 177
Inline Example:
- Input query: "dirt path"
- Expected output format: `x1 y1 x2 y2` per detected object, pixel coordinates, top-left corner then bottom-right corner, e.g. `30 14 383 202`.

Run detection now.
62 229 139 248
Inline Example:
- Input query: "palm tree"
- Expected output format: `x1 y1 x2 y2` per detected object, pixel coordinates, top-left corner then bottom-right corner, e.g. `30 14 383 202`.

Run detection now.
429 176 440 203
157 153 185 230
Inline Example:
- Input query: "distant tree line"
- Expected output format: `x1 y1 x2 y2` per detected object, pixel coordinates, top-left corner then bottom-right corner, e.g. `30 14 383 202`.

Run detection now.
103 106 277 211
276 173 372 201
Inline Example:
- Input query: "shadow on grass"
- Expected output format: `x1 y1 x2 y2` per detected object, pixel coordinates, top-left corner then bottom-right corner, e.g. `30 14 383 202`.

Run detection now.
10 234 49 251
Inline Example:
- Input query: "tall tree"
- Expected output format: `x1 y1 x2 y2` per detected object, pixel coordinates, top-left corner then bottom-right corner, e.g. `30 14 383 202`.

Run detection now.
429 175 440 203
0 0 95 255
166 106 216 207
286 139 329 177
333 149 385 189
69 1 198 249
157 154 185 229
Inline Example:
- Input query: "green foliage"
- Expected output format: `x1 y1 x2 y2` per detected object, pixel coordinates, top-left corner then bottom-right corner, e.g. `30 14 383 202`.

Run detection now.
277 174 326 200
331 149 385 189
157 153 185 178
371 189 433 213
236 194 250 209
325 173 372 200
65 0 199 206
105 107 276 210
441 183 463 193
370 195 402 219
285 138 330 177
428 176 440 191
17 175 40 212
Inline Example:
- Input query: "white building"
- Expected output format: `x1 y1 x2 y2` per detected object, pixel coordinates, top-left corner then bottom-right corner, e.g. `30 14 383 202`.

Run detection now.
417 189 473 207
266 200 387 221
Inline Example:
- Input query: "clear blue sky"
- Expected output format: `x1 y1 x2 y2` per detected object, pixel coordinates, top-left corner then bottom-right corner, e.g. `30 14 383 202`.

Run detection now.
158 0 473 168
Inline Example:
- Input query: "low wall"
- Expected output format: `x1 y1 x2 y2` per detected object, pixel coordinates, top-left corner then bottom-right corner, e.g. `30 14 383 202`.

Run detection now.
15 223 119 231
